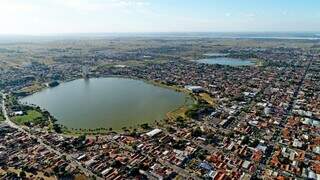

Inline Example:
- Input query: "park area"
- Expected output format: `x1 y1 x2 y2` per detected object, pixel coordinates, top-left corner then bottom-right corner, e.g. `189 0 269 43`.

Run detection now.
13 110 44 125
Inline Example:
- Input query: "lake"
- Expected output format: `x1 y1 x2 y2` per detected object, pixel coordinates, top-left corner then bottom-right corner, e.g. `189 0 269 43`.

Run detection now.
20 78 189 130
195 57 254 66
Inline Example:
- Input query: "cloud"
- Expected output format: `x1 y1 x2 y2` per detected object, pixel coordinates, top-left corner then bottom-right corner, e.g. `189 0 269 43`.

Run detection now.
111 0 150 7
0 0 42 30
52 0 150 13
0 0 153 34
0 0 150 16
0 0 38 14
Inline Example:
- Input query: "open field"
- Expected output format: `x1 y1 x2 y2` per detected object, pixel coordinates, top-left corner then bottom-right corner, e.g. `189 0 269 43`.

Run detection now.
18 83 45 94
198 93 215 105
13 110 43 125
0 36 318 69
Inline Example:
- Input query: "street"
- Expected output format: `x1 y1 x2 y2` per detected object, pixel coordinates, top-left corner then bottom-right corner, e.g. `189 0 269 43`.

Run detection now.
1 92 102 180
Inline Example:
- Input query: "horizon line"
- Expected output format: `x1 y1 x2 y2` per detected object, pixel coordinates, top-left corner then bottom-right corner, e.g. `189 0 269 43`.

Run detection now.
0 31 320 37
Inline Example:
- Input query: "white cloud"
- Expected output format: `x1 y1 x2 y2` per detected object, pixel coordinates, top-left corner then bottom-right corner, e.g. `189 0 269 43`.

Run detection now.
51 0 150 13
0 0 153 34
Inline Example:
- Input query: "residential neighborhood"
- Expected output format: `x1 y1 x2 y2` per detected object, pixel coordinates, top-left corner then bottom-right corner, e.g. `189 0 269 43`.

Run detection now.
0 37 319 179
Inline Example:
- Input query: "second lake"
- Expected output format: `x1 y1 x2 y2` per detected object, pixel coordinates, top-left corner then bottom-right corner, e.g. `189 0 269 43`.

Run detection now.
195 57 254 66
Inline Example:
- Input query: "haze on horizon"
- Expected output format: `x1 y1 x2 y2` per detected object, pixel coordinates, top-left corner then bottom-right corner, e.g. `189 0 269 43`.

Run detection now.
1 0 320 35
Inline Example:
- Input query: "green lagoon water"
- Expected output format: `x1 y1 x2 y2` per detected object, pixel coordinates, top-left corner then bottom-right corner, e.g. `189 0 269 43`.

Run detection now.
21 78 189 130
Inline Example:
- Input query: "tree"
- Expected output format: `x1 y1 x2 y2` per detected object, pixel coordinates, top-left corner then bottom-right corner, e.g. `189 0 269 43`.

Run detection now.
186 110 198 119
128 167 140 176
226 132 235 138
166 126 176 133
194 149 208 160
176 116 184 123
78 134 86 142
206 133 219 145
111 160 122 168
53 124 62 133
191 127 203 137
241 136 250 145
172 140 187 150
140 123 150 130
19 171 26 178
249 139 260 147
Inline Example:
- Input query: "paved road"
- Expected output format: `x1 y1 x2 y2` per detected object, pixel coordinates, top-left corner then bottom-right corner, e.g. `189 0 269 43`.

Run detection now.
1 92 201 179
1 93 102 180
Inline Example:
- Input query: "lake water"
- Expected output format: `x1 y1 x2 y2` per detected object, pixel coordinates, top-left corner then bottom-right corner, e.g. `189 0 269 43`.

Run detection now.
195 57 254 66
20 78 189 130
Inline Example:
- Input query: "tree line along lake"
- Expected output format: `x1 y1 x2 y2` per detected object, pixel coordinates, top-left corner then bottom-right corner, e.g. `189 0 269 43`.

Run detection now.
20 78 191 131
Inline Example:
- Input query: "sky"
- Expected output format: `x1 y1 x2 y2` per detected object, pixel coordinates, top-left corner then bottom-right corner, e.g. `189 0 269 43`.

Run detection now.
0 0 320 35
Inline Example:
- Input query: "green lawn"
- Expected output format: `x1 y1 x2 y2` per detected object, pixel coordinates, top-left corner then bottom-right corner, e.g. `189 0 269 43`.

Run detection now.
13 110 43 125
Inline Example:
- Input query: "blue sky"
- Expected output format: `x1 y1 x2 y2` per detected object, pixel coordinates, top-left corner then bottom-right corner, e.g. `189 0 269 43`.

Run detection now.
0 0 319 34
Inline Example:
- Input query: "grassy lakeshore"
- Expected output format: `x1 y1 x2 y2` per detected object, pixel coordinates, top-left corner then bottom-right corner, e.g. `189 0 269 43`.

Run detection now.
17 83 46 95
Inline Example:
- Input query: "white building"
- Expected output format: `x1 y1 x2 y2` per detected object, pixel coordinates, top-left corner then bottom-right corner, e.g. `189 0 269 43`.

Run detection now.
13 111 24 116
185 85 204 93
146 128 162 137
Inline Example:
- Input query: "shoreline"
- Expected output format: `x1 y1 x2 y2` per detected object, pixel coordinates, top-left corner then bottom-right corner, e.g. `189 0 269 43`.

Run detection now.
16 76 200 136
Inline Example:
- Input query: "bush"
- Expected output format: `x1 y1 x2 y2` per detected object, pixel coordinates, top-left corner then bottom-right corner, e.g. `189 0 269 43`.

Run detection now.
191 127 203 137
